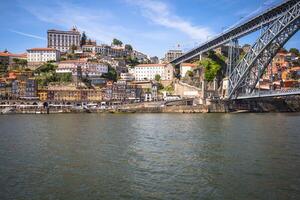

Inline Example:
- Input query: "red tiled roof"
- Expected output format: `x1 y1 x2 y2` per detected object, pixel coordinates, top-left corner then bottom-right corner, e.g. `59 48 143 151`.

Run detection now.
181 63 197 67
0 52 27 58
82 44 95 47
290 67 300 71
9 53 27 58
27 48 57 51
0 52 10 57
59 60 86 63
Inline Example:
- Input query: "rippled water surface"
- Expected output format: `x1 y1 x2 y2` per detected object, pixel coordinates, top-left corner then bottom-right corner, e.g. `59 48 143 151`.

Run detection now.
0 113 300 199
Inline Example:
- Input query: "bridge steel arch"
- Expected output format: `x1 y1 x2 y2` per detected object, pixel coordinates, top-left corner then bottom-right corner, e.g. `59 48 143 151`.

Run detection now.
227 1 300 99
171 0 298 66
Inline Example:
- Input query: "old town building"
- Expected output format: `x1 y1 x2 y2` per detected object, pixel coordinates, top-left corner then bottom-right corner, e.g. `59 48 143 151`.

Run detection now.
47 27 81 52
27 48 60 63
133 64 173 81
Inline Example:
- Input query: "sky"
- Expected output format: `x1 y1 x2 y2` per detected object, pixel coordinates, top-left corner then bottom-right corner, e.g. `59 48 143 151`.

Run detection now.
0 0 299 58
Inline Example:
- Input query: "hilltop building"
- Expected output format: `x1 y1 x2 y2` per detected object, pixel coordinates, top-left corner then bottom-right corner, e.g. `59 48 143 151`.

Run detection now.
164 50 183 63
47 27 81 52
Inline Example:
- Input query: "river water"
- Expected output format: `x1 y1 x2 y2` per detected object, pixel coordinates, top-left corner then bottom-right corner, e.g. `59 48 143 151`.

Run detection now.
0 113 300 200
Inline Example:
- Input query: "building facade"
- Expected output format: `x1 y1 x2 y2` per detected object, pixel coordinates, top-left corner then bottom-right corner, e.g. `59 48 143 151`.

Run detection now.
150 56 159 64
56 60 108 77
133 64 173 81
180 63 197 78
27 48 61 63
11 78 38 99
131 50 148 63
120 73 135 81
46 84 103 102
47 27 81 52
103 81 142 102
164 50 183 63
25 78 38 98
0 52 9 74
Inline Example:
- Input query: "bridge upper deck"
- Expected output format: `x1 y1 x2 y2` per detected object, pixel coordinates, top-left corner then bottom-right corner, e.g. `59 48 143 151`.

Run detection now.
171 0 298 65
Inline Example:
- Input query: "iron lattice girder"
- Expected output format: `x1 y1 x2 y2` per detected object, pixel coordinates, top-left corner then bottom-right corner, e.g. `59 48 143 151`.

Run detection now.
228 1 300 99
171 0 298 65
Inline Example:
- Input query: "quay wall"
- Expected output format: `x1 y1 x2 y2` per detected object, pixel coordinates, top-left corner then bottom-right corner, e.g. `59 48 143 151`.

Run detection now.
1 96 300 114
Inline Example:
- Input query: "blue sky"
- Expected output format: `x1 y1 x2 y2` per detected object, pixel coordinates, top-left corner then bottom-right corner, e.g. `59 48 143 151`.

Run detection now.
0 0 299 58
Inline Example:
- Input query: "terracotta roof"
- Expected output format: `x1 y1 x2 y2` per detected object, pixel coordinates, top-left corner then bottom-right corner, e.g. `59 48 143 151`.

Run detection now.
0 51 27 58
136 64 165 67
181 63 197 67
0 52 9 57
27 48 57 51
290 67 300 71
59 60 86 63
9 53 27 58
82 44 95 47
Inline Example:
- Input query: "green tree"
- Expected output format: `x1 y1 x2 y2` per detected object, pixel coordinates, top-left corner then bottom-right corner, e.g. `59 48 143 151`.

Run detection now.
125 44 133 51
289 48 299 56
112 38 123 46
81 32 87 46
199 58 221 82
186 70 194 77
198 51 226 81
126 56 140 67
0 63 8 75
196 51 226 82
12 58 27 70
35 63 57 74
70 44 77 53
56 73 72 82
88 38 92 44
154 74 161 82
101 65 117 81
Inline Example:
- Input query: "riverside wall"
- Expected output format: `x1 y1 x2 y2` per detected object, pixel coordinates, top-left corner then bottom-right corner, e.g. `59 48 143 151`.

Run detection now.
1 96 300 114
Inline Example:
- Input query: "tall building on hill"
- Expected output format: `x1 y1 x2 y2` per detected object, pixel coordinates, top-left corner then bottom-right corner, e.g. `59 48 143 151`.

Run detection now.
164 50 183 63
47 27 81 53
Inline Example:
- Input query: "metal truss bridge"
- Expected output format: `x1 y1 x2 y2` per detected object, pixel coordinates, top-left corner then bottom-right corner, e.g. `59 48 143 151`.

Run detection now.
237 88 300 99
170 0 300 100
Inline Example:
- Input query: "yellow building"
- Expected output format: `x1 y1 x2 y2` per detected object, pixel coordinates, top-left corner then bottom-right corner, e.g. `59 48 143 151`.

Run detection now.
46 84 103 102
37 89 48 101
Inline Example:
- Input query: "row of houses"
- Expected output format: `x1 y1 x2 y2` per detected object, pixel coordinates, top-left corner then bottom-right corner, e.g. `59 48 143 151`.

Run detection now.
0 71 37 99
38 81 157 103
0 69 159 102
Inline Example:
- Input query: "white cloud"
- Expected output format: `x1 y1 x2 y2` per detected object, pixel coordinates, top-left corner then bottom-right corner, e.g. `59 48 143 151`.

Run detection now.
125 0 214 42
20 1 132 44
9 29 46 41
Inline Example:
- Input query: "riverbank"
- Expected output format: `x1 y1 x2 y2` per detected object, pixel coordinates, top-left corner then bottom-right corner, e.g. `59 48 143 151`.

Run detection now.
1 96 300 114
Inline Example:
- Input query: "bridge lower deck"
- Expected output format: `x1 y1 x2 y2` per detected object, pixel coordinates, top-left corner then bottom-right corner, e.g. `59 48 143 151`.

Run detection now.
235 88 300 99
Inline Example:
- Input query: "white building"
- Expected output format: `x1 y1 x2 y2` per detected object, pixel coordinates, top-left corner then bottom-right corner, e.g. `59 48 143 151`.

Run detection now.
82 45 95 53
27 48 60 63
180 63 197 77
81 44 112 57
56 60 108 77
133 64 173 81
